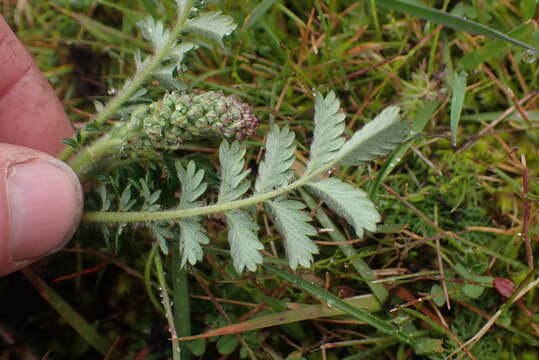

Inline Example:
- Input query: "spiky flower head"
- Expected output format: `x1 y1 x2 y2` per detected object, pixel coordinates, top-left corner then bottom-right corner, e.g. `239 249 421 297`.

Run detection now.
132 91 258 149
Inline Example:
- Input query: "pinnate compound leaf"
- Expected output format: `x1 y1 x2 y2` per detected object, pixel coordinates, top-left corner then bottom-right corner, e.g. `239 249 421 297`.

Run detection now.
269 199 318 270
337 106 408 166
186 12 237 46
306 178 380 237
306 91 346 174
255 125 296 194
225 210 264 273
176 161 209 267
219 141 251 203
137 17 170 51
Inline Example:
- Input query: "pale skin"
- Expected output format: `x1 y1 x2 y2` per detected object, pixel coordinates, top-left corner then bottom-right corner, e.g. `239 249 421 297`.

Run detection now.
0 15 83 276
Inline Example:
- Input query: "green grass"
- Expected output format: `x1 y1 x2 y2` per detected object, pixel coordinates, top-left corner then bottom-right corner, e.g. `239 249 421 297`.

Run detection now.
1 1 538 359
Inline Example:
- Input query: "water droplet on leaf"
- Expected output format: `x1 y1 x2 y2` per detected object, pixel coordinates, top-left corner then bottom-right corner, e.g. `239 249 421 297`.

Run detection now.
522 50 538 64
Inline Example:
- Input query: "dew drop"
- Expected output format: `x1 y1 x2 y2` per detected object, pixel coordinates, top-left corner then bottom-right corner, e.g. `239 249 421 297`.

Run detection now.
107 87 117 96
522 50 538 64
326 300 334 309
517 232 522 237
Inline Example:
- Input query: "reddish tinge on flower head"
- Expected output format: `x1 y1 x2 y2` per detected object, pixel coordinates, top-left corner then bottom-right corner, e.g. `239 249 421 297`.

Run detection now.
134 91 259 149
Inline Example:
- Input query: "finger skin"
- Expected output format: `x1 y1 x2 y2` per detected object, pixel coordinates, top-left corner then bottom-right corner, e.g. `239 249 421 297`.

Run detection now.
0 15 73 155
0 144 83 276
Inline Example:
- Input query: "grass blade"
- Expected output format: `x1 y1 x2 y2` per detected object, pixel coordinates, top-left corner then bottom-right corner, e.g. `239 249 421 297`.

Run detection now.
243 0 280 30
263 264 417 347
22 269 111 355
450 71 467 146
175 294 381 340
376 0 538 52
461 22 537 70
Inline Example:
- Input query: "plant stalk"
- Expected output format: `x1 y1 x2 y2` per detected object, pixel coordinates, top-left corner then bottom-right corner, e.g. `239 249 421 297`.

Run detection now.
154 253 182 360
58 0 196 163
170 253 192 359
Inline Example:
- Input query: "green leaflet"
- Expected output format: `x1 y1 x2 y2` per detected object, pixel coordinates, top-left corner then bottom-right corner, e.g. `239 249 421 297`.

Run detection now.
268 198 318 270
185 11 237 46
177 161 209 267
218 141 251 203
169 41 198 63
306 178 380 238
255 125 296 194
306 91 346 175
137 17 171 51
219 142 264 272
178 219 209 267
226 210 264 273
337 106 407 166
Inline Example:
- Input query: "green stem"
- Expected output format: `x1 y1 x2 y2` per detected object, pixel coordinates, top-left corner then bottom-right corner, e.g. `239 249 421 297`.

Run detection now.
145 242 163 314
68 134 124 179
170 254 192 359
155 253 182 360
83 159 338 222
58 0 195 163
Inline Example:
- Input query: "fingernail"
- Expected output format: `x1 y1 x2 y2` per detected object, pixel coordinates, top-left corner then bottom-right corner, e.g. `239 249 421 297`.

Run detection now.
7 159 83 262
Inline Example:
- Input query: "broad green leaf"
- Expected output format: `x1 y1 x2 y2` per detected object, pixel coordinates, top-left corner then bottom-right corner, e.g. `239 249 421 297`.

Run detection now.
450 71 467 146
337 106 408 166
177 161 209 267
376 0 538 52
306 91 346 175
268 199 318 270
186 12 237 46
430 284 446 307
306 178 380 237
255 125 296 194
218 141 251 203
414 337 445 355
187 338 206 356
216 334 239 355
225 210 264 273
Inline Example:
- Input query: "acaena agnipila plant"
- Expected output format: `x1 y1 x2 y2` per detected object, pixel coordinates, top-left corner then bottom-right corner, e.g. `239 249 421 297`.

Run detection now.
52 1 411 357
59 0 409 274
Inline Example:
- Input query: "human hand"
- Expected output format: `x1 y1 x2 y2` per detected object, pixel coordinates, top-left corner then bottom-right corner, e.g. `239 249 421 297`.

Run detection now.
0 16 83 276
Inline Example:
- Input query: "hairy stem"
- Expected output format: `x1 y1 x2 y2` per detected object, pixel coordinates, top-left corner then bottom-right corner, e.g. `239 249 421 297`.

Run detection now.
58 0 195 163
155 253 182 360
68 135 124 179
82 139 354 223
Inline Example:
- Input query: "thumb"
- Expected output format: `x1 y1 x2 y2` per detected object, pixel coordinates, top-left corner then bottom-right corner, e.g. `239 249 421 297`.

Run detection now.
0 143 83 276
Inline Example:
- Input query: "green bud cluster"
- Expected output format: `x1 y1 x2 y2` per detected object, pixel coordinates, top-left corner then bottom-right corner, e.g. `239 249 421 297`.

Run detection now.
131 91 259 149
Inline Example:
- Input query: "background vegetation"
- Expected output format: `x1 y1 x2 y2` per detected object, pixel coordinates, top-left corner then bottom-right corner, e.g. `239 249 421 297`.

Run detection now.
1 0 538 359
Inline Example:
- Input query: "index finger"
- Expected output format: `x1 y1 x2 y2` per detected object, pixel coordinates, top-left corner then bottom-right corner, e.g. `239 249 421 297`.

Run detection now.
0 15 73 156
